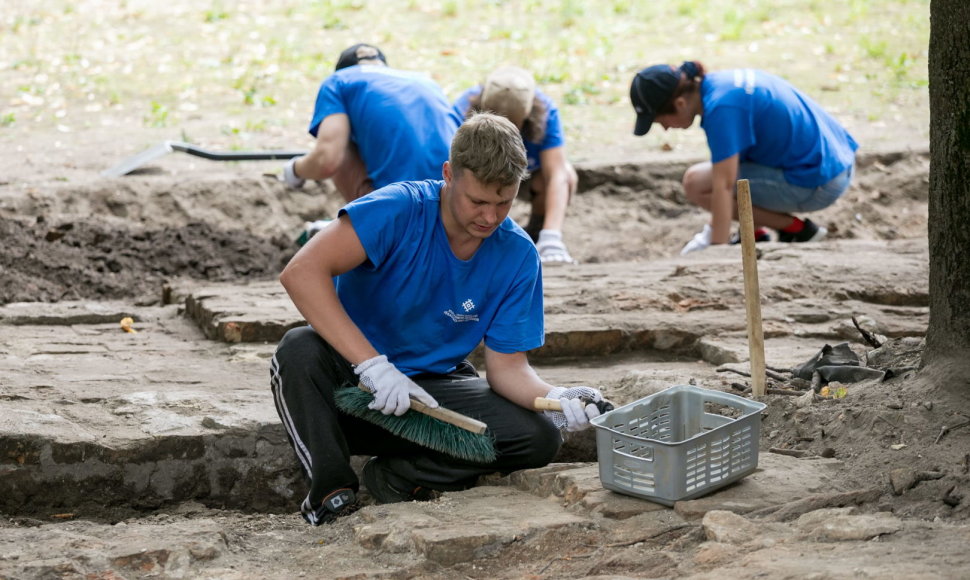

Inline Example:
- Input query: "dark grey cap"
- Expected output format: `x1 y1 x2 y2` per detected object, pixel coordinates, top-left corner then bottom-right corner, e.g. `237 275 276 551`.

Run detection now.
335 43 387 71
630 65 680 136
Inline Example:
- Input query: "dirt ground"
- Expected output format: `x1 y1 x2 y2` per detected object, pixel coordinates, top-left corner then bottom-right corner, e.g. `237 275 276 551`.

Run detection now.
5 111 970 578
0 140 931 303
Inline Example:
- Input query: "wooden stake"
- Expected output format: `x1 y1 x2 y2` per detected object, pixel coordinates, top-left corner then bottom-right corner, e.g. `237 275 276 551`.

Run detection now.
736 179 766 397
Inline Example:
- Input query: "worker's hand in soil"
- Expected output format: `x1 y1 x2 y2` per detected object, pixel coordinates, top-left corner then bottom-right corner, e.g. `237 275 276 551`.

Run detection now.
355 354 439 416
680 223 712 255
544 386 607 432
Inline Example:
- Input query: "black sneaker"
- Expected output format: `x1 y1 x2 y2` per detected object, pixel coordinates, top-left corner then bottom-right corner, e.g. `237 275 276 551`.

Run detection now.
777 219 828 243
729 228 771 244
362 457 441 504
300 488 360 526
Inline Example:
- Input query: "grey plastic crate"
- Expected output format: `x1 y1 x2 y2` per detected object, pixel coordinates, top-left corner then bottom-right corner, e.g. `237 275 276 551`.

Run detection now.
590 385 766 506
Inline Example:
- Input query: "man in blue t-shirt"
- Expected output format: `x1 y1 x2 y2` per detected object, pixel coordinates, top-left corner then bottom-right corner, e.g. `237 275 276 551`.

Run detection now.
629 62 858 254
454 66 578 264
282 43 461 203
271 113 609 526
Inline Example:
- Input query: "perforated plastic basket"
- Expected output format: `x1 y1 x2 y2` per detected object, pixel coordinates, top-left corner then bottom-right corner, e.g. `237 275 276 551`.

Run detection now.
590 385 766 506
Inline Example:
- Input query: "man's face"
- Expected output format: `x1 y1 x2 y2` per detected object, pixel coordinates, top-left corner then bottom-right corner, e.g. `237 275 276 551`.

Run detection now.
443 163 518 240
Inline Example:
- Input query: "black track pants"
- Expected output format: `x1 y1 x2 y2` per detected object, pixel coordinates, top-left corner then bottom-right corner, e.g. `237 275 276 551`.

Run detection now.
270 326 562 508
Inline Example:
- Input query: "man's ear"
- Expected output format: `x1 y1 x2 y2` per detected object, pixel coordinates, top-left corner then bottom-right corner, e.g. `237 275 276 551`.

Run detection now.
442 160 452 184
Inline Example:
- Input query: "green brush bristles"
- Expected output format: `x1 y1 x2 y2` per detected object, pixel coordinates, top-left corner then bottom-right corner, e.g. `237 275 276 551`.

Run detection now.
334 387 497 463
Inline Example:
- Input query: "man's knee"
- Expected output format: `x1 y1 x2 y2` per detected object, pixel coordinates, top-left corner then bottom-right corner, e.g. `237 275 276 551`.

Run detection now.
275 326 324 367
523 417 563 467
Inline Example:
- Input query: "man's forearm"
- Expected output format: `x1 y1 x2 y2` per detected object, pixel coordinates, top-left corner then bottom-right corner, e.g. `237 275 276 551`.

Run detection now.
485 352 554 409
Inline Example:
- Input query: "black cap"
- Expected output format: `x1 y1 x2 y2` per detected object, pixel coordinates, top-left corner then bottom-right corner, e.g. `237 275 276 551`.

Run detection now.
335 43 387 71
630 65 680 136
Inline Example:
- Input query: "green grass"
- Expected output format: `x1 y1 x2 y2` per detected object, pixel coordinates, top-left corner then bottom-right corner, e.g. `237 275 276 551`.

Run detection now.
0 0 930 158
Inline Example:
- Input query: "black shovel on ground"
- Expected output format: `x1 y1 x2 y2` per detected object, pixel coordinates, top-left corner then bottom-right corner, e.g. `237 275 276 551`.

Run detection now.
101 140 307 177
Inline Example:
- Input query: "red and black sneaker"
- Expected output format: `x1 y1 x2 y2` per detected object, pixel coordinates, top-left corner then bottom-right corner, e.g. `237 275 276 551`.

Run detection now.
777 218 828 243
730 227 772 244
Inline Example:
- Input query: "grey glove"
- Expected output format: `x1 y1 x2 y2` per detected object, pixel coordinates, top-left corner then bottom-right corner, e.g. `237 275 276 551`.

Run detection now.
543 385 604 432
354 355 438 416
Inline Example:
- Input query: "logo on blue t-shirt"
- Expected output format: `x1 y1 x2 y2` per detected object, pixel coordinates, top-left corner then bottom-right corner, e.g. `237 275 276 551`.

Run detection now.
444 298 479 323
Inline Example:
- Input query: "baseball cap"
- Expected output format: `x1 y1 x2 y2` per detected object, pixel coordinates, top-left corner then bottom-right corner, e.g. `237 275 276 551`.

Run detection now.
481 66 536 127
335 43 387 71
630 65 680 136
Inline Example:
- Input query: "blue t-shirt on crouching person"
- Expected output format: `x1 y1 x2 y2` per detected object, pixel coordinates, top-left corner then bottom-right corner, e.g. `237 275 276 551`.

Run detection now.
311 66 462 188
336 180 545 376
700 69 858 188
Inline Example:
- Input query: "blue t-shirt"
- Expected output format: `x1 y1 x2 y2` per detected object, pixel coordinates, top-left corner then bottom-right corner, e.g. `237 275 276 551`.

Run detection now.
335 180 544 376
310 66 462 189
453 87 565 173
700 69 858 188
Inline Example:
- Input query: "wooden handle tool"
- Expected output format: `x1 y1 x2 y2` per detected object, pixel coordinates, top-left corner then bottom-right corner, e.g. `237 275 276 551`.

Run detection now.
357 384 488 434
534 397 615 414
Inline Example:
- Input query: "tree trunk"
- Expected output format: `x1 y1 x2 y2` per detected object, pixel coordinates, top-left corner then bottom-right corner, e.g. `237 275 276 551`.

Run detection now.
925 0 970 380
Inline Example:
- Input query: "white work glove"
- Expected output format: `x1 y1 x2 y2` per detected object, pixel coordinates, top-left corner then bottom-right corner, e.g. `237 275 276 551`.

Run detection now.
543 386 605 432
354 355 439 416
283 156 306 189
536 230 577 264
680 223 712 255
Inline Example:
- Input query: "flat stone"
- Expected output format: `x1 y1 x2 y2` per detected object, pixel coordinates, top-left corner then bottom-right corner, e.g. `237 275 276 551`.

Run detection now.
701 510 762 544
504 454 845 526
0 306 299 515
697 337 745 365
173 241 929 363
512 463 671 519
0 300 142 326
796 509 903 541
890 467 920 494
674 454 844 520
693 541 741 566
354 486 587 566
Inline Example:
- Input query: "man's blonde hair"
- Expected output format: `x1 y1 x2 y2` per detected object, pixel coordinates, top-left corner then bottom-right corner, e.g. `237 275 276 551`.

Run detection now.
449 112 529 187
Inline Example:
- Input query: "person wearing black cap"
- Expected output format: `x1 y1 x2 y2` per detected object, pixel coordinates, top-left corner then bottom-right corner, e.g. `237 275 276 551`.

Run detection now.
630 61 858 254
282 43 462 206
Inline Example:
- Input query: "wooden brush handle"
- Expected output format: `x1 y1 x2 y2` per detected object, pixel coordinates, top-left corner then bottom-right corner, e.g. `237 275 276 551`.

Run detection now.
535 397 615 414
534 397 564 411
409 399 488 435
357 384 488 435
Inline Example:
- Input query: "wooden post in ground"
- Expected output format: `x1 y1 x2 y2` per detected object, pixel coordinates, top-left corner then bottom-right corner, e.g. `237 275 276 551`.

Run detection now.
736 179 766 397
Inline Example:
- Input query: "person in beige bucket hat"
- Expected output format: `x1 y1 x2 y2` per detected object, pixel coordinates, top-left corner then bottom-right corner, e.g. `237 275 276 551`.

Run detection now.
453 66 578 264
